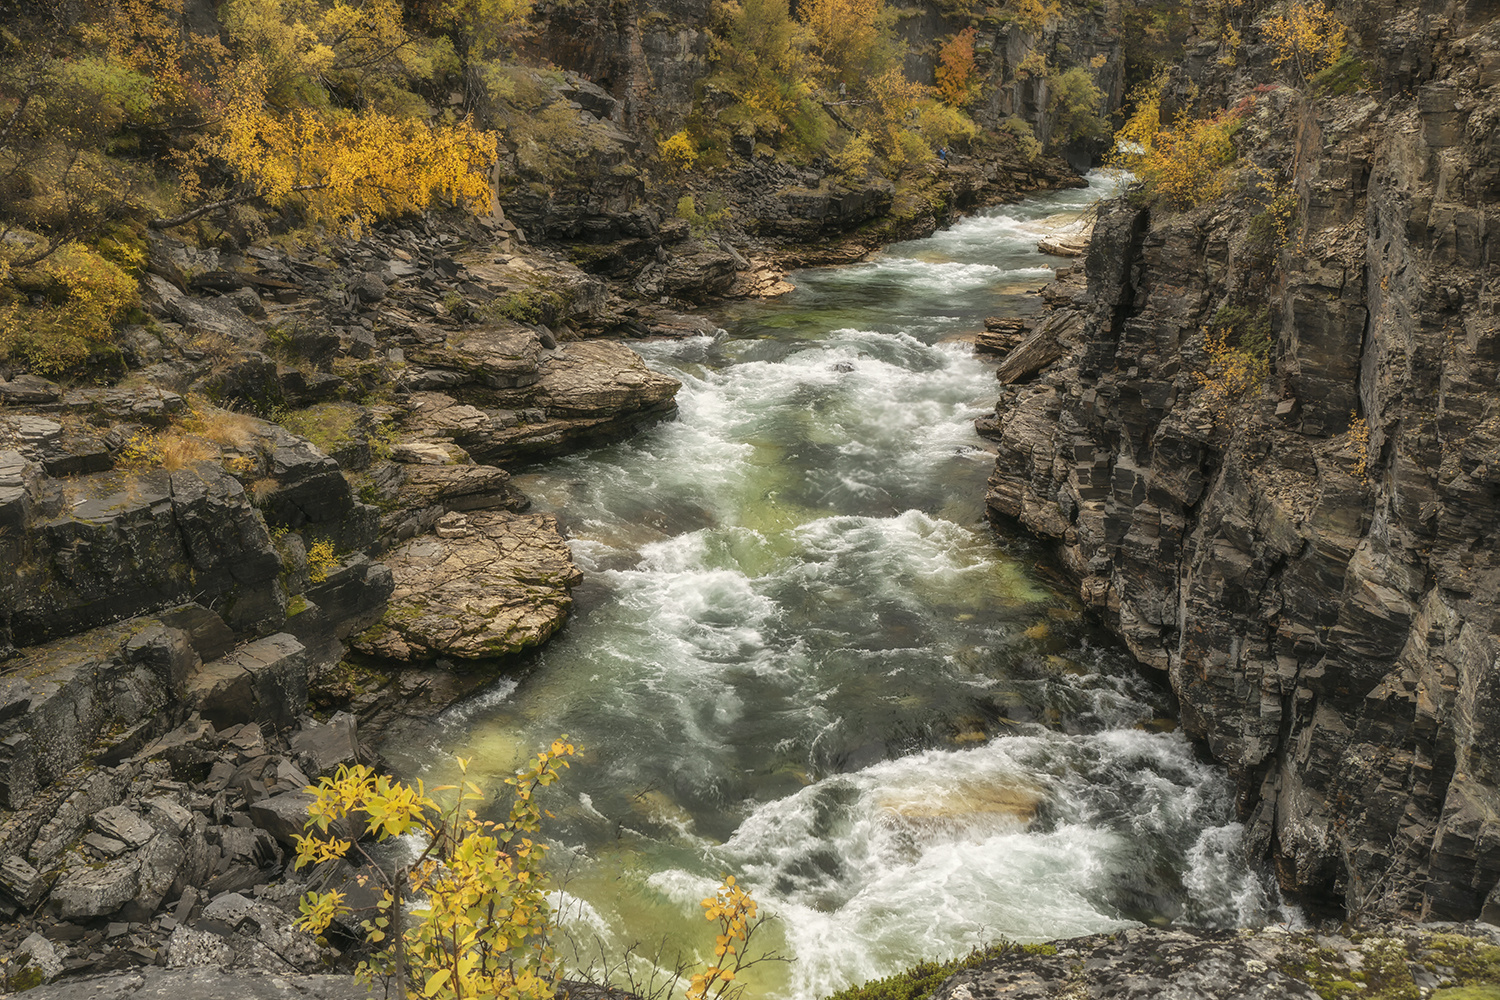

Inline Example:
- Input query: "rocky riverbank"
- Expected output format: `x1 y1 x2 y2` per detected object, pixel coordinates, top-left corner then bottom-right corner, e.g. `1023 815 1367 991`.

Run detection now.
977 0 1500 928
0 70 1108 990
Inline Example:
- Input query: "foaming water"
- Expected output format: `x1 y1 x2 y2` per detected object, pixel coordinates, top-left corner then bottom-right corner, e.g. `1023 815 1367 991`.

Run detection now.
383 170 1289 1000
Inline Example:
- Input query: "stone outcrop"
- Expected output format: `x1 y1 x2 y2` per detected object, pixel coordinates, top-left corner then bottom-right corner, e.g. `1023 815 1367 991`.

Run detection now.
979 9 1500 921
394 332 682 466
15 967 378 999
353 511 584 662
931 922 1500 1000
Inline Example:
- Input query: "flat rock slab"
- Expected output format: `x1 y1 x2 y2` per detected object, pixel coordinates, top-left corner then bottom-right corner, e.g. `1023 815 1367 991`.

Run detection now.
50 858 141 919
524 341 682 418
20 967 378 998
408 327 542 389
353 510 583 661
1037 220 1093 257
93 804 156 847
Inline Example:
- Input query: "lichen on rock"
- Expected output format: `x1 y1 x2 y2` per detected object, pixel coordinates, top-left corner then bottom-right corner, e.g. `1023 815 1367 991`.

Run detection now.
352 510 584 662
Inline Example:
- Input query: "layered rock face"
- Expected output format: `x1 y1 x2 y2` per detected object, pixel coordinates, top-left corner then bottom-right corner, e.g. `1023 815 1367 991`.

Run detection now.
981 5 1500 918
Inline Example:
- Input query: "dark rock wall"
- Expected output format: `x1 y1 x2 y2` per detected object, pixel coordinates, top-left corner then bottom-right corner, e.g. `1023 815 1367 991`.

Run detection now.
981 0 1500 919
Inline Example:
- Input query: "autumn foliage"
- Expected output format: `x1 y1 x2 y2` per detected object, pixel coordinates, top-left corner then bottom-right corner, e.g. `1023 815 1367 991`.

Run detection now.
686 876 774 1000
1111 77 1240 208
937 29 979 108
1263 0 1348 83
292 739 578 1000
799 0 895 86
212 86 495 235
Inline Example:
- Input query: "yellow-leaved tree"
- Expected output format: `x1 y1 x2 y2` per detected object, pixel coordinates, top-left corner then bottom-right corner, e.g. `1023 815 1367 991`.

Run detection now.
292 738 578 1000
144 0 497 234
1262 0 1347 84
936 28 979 108
1111 75 1240 208
194 60 496 235
799 0 896 87
867 68 936 166
708 0 817 142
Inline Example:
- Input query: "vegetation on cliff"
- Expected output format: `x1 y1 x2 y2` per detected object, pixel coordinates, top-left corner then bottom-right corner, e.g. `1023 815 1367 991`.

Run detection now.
0 0 1124 379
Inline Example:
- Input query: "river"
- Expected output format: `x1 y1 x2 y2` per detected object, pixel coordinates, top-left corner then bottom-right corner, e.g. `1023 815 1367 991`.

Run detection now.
382 172 1287 1000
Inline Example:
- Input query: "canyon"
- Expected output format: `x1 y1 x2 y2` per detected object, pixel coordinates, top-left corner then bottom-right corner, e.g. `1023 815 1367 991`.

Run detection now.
5 0 1500 995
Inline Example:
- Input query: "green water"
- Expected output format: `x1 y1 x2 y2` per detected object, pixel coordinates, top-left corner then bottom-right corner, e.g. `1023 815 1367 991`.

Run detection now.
383 173 1285 999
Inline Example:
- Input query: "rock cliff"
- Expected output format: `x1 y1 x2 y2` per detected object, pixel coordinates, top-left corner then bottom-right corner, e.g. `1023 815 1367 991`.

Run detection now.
981 0 1500 920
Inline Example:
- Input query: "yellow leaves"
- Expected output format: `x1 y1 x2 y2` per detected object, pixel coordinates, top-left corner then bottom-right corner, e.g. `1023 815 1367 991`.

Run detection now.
295 889 349 935
286 741 582 1000
833 131 876 181
1111 76 1239 210
799 0 892 84
223 0 414 101
1347 412 1370 483
1263 0 1347 84
659 131 699 174
291 833 353 869
211 77 497 235
0 241 141 376
1196 324 1271 423
432 0 536 60
1007 0 1061 33
688 875 763 1000
306 539 339 583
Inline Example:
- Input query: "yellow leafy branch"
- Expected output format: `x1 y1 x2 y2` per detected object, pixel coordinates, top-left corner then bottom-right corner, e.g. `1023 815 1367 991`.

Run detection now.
687 875 778 1000
291 739 579 1000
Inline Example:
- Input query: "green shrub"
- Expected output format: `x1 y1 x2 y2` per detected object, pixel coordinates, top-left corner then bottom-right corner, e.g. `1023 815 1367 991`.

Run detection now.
825 943 1022 1000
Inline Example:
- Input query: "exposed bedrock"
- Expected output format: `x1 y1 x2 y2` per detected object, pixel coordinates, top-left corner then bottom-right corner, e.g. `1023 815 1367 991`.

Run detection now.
979 22 1500 919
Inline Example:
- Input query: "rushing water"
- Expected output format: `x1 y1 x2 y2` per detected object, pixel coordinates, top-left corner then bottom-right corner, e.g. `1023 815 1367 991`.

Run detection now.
383 172 1287 999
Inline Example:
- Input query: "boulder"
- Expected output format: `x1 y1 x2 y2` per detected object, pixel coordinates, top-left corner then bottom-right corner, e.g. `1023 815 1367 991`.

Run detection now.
51 858 141 919
126 831 187 918
145 796 194 838
246 790 322 849
162 926 234 969
14 931 63 987
290 712 361 776
352 511 583 662
185 633 309 732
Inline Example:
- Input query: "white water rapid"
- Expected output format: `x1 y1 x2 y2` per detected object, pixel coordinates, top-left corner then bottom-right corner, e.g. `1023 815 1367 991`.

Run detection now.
383 172 1293 1000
